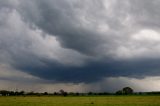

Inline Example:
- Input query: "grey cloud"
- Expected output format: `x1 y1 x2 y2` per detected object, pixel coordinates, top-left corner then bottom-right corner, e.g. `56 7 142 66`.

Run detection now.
17 0 160 57
17 0 115 55
1 0 160 85
88 76 160 92
128 0 160 29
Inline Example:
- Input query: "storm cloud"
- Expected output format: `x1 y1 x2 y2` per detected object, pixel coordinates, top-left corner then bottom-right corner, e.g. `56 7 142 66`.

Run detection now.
1 0 160 91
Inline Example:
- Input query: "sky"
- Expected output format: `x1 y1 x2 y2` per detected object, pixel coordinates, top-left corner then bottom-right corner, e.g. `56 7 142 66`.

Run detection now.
1 0 160 93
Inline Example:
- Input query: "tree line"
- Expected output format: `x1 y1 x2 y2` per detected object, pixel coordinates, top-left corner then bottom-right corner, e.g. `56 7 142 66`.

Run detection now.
0 87 160 96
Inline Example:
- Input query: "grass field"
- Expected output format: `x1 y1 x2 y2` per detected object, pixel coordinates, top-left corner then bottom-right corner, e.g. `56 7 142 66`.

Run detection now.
0 96 160 106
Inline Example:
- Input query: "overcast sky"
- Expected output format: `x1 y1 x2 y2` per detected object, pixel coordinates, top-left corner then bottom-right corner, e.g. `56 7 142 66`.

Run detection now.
1 0 160 92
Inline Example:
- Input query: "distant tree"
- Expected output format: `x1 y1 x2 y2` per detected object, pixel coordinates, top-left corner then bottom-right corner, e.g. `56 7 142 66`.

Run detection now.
0 90 10 96
116 87 134 95
19 91 25 95
59 89 68 96
88 92 93 95
68 92 75 96
53 92 58 95
75 92 79 96
115 90 123 95
122 87 134 94
27 91 35 95
44 92 48 95
9 91 15 96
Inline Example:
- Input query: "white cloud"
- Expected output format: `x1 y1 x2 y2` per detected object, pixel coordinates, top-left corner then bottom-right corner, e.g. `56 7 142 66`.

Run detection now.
132 29 160 41
113 29 160 59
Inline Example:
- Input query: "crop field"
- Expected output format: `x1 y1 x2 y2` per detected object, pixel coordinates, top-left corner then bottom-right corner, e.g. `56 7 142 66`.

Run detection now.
0 96 160 106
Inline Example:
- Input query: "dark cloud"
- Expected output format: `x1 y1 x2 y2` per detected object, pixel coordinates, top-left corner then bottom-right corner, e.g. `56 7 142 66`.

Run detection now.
1 0 160 84
12 58 160 83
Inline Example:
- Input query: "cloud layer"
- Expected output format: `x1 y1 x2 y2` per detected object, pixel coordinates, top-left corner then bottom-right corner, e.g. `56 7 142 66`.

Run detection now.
1 0 160 92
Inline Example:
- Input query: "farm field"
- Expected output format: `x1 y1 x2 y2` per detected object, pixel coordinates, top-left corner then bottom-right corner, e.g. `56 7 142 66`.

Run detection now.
0 96 160 106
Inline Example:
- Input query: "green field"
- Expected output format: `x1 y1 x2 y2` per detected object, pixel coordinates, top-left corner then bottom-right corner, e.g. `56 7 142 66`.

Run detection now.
0 96 160 106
